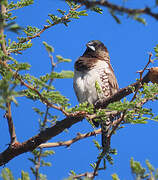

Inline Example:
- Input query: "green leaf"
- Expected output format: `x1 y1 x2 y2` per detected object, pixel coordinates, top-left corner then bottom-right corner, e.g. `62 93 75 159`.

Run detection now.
50 71 74 79
8 0 34 10
9 39 32 53
110 10 121 24
69 170 76 176
21 171 30 180
41 150 55 157
6 22 23 34
41 160 52 167
93 139 101 150
59 70 74 78
39 174 47 180
32 107 45 117
111 173 120 180
91 7 103 14
57 9 66 15
66 0 76 8
133 15 147 25
48 14 61 23
130 158 147 178
56 55 71 63
23 26 40 36
43 41 54 54
90 163 96 169
95 80 102 94
78 10 88 16
154 44 158 57
1 168 15 180
56 55 71 62
46 19 52 25
146 160 154 172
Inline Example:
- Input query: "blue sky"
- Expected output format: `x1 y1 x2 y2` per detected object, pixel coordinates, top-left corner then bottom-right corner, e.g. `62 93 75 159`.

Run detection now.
0 0 158 179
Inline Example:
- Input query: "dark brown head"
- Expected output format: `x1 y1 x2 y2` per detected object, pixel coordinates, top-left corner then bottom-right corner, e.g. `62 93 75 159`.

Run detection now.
82 40 109 60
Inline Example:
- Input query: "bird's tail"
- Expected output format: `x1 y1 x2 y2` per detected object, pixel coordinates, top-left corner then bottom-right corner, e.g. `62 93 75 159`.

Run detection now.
101 117 111 152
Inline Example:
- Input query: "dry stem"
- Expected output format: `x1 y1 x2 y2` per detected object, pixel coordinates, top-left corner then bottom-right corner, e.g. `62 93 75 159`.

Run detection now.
0 3 18 145
70 0 158 21
39 129 101 148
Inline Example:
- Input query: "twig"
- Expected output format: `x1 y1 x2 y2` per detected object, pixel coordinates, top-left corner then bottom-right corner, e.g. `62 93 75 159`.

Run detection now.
35 148 42 180
33 52 57 179
39 129 101 148
131 53 153 101
5 103 18 145
0 60 69 116
0 4 8 55
43 53 56 127
72 171 96 179
0 3 18 146
18 5 82 44
70 0 158 21
93 155 102 178
108 111 126 139
137 53 153 81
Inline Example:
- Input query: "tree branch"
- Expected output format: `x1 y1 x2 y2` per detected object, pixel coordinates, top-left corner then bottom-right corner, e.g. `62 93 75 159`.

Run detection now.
72 171 96 179
0 67 157 166
18 4 82 44
0 59 69 116
5 103 18 145
70 0 158 21
39 129 101 148
35 148 42 180
0 115 84 166
0 2 18 146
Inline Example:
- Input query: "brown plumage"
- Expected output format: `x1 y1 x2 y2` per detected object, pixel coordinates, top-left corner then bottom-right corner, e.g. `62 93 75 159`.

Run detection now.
73 40 119 150
149 67 158 84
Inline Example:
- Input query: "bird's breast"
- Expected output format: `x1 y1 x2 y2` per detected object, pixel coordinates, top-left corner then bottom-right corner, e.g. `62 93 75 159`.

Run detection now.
73 60 110 104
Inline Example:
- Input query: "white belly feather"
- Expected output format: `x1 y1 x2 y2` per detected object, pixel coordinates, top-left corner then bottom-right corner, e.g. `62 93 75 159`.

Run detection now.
73 60 110 104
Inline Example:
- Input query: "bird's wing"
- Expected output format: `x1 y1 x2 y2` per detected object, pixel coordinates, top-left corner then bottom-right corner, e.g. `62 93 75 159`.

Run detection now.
74 57 98 71
107 63 119 95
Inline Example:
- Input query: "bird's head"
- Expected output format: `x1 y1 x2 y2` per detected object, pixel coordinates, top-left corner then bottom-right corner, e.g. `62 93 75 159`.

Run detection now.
83 40 109 59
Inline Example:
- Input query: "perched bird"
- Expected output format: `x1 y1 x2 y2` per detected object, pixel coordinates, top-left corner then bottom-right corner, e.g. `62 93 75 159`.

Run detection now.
73 40 119 151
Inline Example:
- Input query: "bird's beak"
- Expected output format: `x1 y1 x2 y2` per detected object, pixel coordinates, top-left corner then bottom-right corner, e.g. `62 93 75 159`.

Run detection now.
86 42 95 51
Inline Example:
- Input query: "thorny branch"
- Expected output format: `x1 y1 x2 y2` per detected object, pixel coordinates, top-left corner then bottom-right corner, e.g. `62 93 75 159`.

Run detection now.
0 115 84 166
43 48 56 127
137 53 153 81
0 65 157 166
131 53 153 101
0 59 69 116
19 4 82 44
0 3 18 145
39 114 129 149
72 171 96 179
35 148 42 180
5 103 17 145
70 0 158 21
39 129 101 148
34 48 56 180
